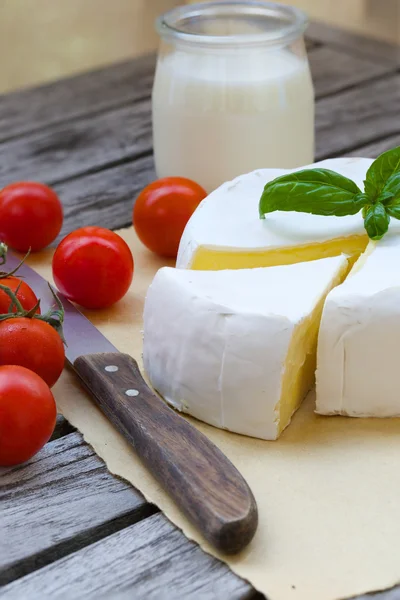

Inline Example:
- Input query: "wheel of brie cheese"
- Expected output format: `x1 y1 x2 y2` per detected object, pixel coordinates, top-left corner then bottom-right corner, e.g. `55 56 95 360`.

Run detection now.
143 256 348 440
144 156 400 439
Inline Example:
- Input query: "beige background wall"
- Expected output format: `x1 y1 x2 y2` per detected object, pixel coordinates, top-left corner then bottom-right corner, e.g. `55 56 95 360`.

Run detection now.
191 0 399 43
0 0 398 94
0 0 180 93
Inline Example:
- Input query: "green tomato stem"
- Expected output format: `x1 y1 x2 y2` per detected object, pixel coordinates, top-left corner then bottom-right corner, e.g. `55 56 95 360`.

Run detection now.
0 282 66 344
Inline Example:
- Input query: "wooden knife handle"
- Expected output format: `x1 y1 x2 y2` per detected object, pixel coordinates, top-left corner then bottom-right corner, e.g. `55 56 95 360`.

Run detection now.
73 352 258 554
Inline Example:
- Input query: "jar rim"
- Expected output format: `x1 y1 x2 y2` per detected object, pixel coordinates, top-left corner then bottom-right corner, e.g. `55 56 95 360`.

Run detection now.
156 1 308 48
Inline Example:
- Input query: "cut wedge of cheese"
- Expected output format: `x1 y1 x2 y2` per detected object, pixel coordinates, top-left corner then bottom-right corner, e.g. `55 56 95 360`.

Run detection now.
143 255 348 440
316 234 400 417
177 157 379 271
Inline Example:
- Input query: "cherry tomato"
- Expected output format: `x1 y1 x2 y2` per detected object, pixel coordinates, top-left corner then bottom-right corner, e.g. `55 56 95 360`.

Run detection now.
0 318 65 387
0 182 63 252
133 177 207 258
0 276 40 314
52 226 134 309
0 365 56 466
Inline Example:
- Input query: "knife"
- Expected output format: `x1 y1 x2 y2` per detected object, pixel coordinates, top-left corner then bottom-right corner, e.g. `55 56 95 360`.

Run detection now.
4 251 258 554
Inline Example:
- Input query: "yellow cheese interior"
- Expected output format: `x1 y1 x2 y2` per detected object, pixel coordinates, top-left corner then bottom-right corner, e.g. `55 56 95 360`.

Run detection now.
346 239 376 277
191 234 368 271
276 259 349 435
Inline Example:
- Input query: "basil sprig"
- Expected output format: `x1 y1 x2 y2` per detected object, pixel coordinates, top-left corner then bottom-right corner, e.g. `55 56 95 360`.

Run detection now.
259 146 400 240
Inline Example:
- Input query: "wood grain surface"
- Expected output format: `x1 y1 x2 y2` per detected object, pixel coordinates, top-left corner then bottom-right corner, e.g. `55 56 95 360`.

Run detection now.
347 133 400 159
0 55 156 142
316 74 400 159
308 46 396 98
0 432 151 585
0 99 152 188
307 21 400 63
1 22 399 600
0 514 257 600
53 154 155 242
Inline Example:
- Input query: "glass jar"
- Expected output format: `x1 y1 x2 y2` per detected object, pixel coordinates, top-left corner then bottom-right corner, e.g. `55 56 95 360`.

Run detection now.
152 1 314 193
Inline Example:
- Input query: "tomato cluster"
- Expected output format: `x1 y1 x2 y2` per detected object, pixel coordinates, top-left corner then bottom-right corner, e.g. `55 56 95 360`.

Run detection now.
0 266 64 466
0 173 206 466
0 182 64 466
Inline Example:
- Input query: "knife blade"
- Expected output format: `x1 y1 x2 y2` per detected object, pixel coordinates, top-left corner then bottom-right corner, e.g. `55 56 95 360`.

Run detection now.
3 251 258 554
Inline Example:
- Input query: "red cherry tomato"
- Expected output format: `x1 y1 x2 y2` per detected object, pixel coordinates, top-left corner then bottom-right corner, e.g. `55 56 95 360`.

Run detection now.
0 318 65 387
0 276 40 314
52 226 134 309
133 177 207 258
0 182 63 252
0 365 56 466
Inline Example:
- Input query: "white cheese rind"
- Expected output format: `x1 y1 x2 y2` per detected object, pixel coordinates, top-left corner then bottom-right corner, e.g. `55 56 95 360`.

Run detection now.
177 158 378 268
316 234 400 417
143 255 348 440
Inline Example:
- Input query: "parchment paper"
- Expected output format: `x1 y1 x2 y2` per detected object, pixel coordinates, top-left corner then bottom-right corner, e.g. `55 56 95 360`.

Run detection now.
29 228 400 600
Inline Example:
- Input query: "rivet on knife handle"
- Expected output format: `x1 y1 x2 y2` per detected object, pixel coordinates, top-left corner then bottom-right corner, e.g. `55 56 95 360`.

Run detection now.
73 352 258 554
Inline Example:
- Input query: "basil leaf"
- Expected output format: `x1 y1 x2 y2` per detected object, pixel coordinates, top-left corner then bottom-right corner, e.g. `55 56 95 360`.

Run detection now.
386 204 400 220
259 169 363 218
365 146 400 200
363 203 390 240
378 191 395 205
354 192 369 206
382 172 400 201
379 174 400 220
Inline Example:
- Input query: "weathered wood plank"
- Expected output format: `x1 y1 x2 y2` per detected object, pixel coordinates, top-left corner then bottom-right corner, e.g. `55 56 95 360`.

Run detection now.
315 74 400 159
0 55 156 143
0 98 152 189
0 513 254 600
54 154 155 242
346 132 400 159
307 21 400 64
308 45 396 98
0 431 153 584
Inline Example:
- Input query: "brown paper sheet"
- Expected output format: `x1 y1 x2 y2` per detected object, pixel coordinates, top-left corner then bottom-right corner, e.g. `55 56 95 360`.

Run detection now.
29 228 400 600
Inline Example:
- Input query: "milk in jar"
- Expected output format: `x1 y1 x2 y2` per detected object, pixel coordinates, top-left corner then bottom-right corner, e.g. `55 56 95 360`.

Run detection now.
152 2 314 192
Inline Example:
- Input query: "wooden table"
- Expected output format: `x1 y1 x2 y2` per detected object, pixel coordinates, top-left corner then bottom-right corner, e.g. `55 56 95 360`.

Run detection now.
1 21 399 600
